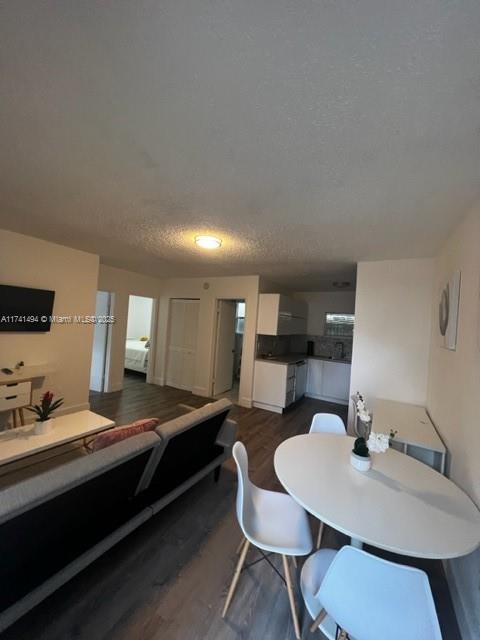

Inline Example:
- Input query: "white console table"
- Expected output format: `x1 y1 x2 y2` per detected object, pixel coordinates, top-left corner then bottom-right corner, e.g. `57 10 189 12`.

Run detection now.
0 364 54 428
372 398 446 474
0 410 115 467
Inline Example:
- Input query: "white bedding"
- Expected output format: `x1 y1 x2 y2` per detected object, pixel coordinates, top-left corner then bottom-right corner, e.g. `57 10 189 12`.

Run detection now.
125 339 149 372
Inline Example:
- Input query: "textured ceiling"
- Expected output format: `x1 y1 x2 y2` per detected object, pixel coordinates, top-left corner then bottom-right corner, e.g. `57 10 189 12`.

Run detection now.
1 1 480 290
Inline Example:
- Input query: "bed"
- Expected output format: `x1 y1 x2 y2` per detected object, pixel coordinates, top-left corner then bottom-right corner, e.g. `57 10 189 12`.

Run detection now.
124 339 149 373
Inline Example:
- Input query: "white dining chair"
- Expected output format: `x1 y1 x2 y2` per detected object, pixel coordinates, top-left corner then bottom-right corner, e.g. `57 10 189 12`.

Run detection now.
309 413 346 435
301 546 443 640
222 441 313 639
308 413 346 548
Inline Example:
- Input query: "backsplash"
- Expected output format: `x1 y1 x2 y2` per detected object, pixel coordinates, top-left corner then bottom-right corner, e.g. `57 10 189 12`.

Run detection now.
256 334 292 357
310 335 352 360
257 334 352 360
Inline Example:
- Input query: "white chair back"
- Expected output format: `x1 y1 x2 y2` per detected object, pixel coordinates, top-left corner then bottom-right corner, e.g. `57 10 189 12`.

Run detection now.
309 413 346 435
232 441 256 540
317 546 443 640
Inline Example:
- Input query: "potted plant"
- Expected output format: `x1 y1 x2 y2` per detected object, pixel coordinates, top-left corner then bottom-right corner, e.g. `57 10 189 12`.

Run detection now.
27 391 64 435
354 391 372 438
350 432 392 472
350 436 372 471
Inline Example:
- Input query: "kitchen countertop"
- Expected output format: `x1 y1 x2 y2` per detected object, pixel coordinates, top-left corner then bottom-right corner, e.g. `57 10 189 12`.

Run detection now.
255 353 351 365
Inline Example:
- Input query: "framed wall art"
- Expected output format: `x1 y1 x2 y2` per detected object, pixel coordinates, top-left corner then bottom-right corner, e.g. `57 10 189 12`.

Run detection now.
438 270 461 350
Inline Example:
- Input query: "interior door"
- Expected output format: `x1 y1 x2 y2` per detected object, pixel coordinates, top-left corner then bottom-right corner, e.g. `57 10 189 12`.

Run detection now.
166 299 199 390
213 300 237 395
89 291 111 392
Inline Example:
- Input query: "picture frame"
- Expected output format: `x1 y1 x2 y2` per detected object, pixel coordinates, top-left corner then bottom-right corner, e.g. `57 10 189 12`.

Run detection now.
438 270 461 350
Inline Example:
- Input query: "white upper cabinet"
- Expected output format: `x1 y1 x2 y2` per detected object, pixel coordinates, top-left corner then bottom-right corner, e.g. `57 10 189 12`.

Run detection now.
257 294 307 335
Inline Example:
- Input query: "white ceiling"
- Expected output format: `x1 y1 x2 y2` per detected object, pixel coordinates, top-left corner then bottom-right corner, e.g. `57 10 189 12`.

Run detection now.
1 1 480 290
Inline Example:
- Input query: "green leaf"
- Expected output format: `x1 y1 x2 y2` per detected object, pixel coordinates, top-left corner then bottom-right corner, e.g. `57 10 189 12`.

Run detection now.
49 400 64 412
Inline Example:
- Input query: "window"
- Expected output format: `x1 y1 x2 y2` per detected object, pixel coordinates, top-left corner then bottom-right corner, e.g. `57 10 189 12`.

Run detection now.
324 313 355 337
236 302 245 334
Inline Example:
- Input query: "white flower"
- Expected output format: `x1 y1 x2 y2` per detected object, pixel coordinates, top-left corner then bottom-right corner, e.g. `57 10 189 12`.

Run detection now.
367 432 390 454
355 392 371 424
358 409 371 423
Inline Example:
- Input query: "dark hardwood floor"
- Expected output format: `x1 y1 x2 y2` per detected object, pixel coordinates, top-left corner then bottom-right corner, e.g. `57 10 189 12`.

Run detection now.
1 373 460 640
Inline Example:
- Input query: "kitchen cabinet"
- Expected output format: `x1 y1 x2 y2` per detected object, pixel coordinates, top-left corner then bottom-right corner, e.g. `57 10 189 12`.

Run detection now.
306 359 323 395
253 356 350 413
294 361 307 401
257 294 307 335
253 360 306 413
306 359 351 405
322 361 351 401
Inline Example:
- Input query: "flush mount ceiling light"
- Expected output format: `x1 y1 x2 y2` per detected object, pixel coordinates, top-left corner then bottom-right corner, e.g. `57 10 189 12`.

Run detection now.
194 235 222 249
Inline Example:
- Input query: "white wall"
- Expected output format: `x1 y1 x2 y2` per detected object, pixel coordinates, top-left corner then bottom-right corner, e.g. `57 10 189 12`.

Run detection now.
294 291 356 335
155 275 260 407
348 258 434 428
0 230 99 423
345 245 480 637
126 295 153 339
426 206 480 639
97 265 160 391
259 277 289 295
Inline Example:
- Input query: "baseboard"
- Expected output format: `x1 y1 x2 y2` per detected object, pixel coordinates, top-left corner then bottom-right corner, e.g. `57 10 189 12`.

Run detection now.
192 386 210 397
164 382 196 392
20 402 91 425
443 551 480 640
305 393 349 406
108 380 123 393
152 376 164 386
238 396 252 408
252 401 283 413
57 403 91 416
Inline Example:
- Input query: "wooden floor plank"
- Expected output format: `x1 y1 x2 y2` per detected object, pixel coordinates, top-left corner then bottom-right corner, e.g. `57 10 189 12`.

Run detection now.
0 373 460 640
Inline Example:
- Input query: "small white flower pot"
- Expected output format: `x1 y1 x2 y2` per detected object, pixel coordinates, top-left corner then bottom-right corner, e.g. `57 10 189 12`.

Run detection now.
350 451 371 472
34 419 53 435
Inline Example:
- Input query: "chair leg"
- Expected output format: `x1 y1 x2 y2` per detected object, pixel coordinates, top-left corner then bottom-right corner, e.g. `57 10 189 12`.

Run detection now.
222 540 250 618
316 521 325 549
12 410 17 429
235 537 246 555
282 555 301 640
310 608 327 633
19 408 25 426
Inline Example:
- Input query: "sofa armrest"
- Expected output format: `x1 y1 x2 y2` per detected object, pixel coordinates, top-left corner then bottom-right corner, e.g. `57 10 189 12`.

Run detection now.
215 418 238 449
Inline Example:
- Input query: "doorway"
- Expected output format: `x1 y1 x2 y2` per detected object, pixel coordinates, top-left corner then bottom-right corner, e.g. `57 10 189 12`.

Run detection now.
212 300 245 403
124 295 156 385
89 291 114 393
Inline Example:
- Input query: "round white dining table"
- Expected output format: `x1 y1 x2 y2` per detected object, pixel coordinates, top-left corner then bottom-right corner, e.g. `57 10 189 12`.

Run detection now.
274 433 480 559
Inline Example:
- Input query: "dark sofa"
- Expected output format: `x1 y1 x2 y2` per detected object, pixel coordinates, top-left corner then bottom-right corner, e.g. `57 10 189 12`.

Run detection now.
0 398 236 632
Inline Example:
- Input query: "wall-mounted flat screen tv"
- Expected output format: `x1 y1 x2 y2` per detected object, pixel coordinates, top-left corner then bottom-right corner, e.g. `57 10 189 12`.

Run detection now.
0 285 55 332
